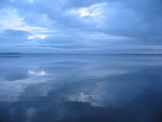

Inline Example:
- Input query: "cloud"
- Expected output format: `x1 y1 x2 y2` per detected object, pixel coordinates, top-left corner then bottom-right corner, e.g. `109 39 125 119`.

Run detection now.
70 3 106 17
28 34 48 39
0 0 161 53
0 8 50 38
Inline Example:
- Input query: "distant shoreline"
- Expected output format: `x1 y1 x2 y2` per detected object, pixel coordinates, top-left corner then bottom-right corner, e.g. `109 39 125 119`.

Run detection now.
0 53 23 55
0 52 162 56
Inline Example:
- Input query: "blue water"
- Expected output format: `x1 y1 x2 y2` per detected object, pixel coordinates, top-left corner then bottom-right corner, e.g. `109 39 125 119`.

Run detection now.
0 54 162 122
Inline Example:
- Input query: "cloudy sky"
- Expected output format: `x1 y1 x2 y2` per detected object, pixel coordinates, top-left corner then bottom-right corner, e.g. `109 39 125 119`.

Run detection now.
0 0 161 54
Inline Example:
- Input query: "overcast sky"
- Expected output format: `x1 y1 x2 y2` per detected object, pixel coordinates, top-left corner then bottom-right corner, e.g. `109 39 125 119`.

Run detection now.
0 0 161 54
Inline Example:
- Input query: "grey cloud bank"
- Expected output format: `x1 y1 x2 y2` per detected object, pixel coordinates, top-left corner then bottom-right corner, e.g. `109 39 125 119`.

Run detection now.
0 0 161 53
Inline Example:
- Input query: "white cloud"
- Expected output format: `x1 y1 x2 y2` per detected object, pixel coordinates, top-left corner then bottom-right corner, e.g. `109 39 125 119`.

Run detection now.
70 3 106 18
28 34 48 39
0 8 50 39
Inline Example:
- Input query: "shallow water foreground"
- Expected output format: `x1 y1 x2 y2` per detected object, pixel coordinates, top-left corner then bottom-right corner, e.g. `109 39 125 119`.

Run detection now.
0 54 162 122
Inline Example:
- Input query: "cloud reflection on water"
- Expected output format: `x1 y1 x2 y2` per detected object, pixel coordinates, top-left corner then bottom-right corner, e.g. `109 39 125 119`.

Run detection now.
0 55 162 122
28 70 48 77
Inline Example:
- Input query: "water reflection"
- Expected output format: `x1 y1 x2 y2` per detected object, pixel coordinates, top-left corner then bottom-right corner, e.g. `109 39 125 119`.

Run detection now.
0 55 162 122
28 70 48 77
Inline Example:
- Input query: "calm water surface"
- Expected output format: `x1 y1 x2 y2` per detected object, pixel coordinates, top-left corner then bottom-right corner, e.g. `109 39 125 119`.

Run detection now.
0 55 162 122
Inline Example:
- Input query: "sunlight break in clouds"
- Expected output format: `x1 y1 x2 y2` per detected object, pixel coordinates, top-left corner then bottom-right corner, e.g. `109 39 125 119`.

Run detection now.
70 3 106 18
28 34 48 39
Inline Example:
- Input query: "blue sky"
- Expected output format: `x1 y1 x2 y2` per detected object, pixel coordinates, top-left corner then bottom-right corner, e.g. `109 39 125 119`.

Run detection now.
0 0 161 53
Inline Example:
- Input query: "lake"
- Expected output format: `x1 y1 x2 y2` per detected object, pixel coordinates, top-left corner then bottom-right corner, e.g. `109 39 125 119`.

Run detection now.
0 54 162 122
